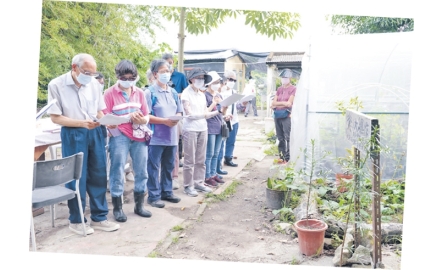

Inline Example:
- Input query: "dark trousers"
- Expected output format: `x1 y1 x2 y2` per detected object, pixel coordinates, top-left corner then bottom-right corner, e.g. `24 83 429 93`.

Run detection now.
147 145 177 202
274 117 291 161
61 126 109 223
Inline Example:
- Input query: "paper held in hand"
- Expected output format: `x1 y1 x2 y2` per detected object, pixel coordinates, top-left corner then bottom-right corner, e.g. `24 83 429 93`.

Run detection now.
167 115 188 121
218 93 244 107
239 94 255 103
98 114 131 125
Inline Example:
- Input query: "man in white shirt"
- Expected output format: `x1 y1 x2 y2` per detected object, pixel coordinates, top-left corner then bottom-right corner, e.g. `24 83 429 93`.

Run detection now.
242 79 258 117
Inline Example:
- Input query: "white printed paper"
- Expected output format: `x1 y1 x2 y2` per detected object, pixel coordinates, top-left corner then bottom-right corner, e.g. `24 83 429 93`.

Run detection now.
218 93 244 107
98 114 131 125
167 115 188 121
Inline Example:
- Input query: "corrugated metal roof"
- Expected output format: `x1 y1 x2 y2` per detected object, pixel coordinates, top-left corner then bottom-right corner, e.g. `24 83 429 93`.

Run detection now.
183 50 237 61
265 52 305 64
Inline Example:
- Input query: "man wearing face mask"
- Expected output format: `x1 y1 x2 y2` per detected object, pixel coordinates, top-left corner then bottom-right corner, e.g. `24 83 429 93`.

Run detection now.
47 53 120 235
271 69 296 164
103 59 152 222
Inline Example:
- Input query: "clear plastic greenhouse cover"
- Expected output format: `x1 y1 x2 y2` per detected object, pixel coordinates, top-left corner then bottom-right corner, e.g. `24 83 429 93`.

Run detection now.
291 31 413 181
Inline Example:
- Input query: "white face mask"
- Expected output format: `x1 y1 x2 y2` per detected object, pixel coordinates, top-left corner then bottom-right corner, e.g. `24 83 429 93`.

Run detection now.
118 80 135 89
226 81 235 89
281 77 290 85
76 72 93 85
210 83 220 91
158 73 171 85
193 79 204 89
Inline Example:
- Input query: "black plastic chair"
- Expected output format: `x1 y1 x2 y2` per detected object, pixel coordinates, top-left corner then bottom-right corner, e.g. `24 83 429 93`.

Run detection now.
30 152 86 251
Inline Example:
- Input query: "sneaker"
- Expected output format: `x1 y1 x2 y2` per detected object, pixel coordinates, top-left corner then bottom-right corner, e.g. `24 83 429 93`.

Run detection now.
69 222 94 235
184 186 198 197
172 178 180 190
90 219 120 232
194 183 213 193
276 159 287 165
204 177 218 187
212 175 225 184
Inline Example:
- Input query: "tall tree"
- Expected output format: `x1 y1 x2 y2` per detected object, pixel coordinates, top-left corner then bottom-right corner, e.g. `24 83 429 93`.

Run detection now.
329 15 414 35
161 7 301 72
38 0 170 108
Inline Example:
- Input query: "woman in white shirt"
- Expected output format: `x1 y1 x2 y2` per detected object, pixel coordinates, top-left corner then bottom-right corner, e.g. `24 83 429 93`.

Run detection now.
180 68 223 196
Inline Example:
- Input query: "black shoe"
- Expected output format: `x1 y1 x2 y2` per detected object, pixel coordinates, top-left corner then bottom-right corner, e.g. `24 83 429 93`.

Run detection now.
224 157 238 167
161 194 181 203
112 196 127 222
134 192 152 218
217 168 228 175
148 200 165 208
179 161 183 168
244 114 248 117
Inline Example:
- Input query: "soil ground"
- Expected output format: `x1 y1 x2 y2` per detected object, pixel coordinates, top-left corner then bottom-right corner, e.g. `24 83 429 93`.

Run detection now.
153 155 402 269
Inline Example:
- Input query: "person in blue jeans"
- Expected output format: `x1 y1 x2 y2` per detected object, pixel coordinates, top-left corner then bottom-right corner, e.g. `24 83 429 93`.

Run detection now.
103 59 152 222
219 70 240 168
144 59 183 208
203 71 228 187
47 53 120 234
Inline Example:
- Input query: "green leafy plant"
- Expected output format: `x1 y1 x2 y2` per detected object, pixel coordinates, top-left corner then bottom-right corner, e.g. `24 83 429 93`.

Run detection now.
336 96 364 116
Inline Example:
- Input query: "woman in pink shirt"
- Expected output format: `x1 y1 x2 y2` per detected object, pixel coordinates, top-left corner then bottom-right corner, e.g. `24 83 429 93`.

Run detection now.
103 60 152 222
271 69 296 164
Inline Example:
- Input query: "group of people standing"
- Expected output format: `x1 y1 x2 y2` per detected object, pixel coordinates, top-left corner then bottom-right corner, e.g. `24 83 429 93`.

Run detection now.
46 53 244 236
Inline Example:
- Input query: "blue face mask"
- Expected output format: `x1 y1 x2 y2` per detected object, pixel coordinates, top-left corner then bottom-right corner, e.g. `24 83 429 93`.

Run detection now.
76 72 93 85
158 73 171 85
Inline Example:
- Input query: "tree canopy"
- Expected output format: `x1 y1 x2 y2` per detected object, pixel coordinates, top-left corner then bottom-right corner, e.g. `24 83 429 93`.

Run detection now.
160 7 301 72
38 0 171 108
329 15 414 35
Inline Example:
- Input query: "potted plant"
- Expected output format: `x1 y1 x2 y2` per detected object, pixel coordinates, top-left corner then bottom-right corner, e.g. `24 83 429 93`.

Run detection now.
292 139 330 257
265 164 298 210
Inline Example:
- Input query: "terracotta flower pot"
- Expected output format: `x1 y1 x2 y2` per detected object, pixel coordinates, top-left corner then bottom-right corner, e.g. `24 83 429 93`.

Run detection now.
335 173 353 193
294 219 328 256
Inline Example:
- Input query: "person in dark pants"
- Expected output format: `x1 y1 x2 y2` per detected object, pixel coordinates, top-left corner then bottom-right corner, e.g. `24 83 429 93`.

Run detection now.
47 53 120 235
271 69 296 164
162 53 188 188
144 59 183 208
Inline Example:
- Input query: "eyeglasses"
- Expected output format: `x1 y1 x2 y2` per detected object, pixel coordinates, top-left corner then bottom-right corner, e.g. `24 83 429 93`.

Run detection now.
119 76 137 81
79 66 99 77
194 77 205 80
228 78 237 82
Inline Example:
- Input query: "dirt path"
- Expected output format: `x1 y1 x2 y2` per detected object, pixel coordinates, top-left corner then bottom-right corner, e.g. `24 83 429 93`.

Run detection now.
153 155 334 266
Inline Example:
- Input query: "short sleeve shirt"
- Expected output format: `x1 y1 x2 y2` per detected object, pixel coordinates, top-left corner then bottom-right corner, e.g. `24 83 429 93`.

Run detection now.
170 70 188 94
275 85 296 111
144 84 183 146
204 91 223 135
180 86 208 132
47 71 106 120
103 83 149 142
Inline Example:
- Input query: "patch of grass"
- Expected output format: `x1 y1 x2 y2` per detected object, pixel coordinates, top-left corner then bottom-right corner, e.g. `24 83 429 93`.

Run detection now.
171 225 184 232
205 180 242 202
264 144 279 156
147 251 158 258
290 257 300 265
171 236 179 244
